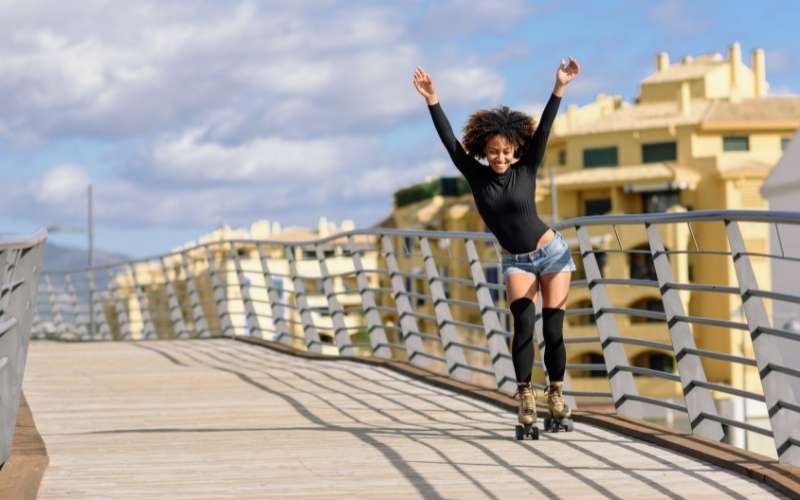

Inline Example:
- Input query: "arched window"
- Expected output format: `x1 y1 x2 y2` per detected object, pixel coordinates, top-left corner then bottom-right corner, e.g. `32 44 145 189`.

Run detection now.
628 244 668 281
632 351 674 374
567 299 595 326
570 352 606 378
628 297 665 323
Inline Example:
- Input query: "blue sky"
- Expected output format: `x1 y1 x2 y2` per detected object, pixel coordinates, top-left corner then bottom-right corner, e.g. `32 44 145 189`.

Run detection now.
1 0 798 258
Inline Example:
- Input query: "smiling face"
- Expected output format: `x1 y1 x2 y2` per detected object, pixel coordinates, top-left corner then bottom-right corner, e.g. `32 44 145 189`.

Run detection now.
484 134 518 173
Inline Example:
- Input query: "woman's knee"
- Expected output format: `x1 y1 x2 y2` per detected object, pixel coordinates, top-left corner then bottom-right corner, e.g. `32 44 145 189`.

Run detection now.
510 297 536 333
541 307 565 346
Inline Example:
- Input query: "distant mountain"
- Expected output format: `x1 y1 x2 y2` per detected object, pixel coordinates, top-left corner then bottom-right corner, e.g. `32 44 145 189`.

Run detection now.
43 242 130 272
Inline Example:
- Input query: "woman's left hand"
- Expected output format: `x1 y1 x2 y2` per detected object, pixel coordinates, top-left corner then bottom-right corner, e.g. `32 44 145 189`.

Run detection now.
556 57 580 86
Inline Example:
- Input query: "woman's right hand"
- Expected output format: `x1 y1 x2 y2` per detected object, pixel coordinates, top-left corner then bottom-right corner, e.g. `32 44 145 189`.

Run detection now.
413 66 438 105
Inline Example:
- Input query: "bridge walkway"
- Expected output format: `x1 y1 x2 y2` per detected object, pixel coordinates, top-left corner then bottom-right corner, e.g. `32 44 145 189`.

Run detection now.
23 339 786 499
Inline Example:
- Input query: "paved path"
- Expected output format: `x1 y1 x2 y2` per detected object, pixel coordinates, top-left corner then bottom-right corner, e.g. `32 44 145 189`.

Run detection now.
23 339 785 499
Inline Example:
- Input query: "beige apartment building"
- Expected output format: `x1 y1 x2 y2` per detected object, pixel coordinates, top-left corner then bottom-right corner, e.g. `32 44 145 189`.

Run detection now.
379 43 800 440
109 217 380 355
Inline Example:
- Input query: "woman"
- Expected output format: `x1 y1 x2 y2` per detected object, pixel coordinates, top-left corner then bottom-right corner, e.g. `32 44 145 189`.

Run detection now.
412 58 580 430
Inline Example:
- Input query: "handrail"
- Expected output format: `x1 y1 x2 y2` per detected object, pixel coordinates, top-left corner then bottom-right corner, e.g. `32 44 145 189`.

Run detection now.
29 210 800 466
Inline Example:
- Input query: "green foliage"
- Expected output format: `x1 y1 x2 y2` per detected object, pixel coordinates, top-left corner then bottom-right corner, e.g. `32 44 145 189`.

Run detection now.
394 177 470 207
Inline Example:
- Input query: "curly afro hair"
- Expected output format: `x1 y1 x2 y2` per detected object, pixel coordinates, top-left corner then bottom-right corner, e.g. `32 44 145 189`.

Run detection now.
462 106 537 159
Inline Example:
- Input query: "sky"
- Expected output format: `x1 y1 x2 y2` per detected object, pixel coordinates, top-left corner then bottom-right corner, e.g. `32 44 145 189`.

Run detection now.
1 0 798 259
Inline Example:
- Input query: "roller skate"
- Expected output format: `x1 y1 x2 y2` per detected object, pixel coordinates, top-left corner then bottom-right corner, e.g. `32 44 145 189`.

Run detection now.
513 382 539 440
543 381 574 432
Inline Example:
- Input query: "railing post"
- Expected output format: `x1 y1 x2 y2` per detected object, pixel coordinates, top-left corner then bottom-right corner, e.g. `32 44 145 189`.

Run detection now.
286 245 322 353
87 269 111 340
181 249 210 338
465 240 516 394
726 219 800 465
646 223 724 441
420 237 469 381
44 275 66 339
129 263 156 340
233 247 264 338
65 275 90 339
159 256 189 339
256 244 292 345
205 245 234 337
63 274 82 339
348 236 391 359
110 272 133 340
576 225 643 417
382 235 431 369
316 245 354 356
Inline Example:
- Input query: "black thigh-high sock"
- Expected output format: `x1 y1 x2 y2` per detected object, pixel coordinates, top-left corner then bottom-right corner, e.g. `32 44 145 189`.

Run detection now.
510 298 536 384
542 307 566 382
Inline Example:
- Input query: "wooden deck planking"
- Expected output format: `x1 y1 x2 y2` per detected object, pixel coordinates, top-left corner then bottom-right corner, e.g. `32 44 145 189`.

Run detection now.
22 339 785 499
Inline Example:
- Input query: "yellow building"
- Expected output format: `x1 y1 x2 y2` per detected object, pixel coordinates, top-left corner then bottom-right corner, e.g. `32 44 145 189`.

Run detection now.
379 43 800 434
108 217 380 355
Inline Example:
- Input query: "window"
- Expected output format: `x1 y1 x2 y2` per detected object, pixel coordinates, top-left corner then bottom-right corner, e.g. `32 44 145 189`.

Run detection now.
405 273 426 307
642 141 677 163
629 298 665 323
415 277 426 306
558 149 566 165
633 351 675 374
723 136 749 151
595 251 608 275
629 244 664 281
304 278 321 295
576 352 606 378
402 236 413 256
641 190 680 213
783 137 792 151
584 198 611 216
439 266 450 299
344 276 359 292
572 250 607 279
583 146 618 168
484 265 501 302
567 299 595 326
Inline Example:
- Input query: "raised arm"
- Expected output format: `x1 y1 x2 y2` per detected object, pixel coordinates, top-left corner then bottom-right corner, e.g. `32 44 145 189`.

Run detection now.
519 57 580 171
414 66 481 177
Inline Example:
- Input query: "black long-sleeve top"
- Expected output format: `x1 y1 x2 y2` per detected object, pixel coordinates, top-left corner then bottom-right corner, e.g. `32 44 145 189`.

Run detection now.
428 93 562 254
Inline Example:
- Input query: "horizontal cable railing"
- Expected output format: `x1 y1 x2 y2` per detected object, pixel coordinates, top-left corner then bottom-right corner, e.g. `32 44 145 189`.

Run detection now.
30 210 800 466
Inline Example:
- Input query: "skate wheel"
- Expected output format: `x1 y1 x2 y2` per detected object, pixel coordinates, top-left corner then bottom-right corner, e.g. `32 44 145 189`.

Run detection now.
515 425 524 440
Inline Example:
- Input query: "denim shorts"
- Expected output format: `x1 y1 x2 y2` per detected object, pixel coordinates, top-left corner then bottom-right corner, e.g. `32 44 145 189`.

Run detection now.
501 231 577 278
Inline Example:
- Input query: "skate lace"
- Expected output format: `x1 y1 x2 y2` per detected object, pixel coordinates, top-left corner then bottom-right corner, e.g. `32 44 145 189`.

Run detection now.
546 385 564 407
515 385 535 414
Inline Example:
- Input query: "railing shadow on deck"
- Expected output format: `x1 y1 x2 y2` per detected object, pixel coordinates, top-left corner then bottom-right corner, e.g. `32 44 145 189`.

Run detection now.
127 338 763 500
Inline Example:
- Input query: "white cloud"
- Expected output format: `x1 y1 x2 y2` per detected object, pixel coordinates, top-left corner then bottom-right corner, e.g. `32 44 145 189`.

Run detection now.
149 127 369 182
0 0 516 243
440 66 505 103
34 164 90 205
0 1 501 145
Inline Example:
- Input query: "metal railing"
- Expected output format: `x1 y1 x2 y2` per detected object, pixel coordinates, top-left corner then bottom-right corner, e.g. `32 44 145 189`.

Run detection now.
1 230 47 467
31 210 800 465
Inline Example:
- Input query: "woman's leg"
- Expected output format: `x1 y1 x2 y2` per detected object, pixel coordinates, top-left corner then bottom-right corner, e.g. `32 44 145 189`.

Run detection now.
506 272 538 383
539 271 572 382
